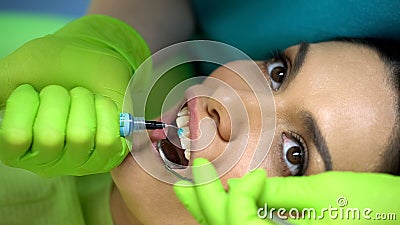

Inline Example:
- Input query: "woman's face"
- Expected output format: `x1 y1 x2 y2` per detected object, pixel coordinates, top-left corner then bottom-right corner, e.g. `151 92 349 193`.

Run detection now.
111 41 396 224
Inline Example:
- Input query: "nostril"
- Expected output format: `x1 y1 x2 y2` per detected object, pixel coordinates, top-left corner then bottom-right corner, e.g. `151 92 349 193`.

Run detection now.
209 109 220 127
207 99 231 142
218 116 232 141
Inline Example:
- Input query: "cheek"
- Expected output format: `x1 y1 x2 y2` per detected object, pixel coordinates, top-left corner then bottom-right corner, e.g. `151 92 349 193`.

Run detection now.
217 131 284 188
208 63 254 91
257 134 288 177
111 156 196 224
111 156 155 204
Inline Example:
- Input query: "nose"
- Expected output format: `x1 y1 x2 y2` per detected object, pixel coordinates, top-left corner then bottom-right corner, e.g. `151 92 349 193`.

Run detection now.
207 85 261 141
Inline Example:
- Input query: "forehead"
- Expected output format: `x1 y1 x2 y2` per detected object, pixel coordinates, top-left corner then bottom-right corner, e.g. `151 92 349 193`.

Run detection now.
285 41 396 171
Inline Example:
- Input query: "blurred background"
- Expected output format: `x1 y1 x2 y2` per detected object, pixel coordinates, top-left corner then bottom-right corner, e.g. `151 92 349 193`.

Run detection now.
0 0 90 58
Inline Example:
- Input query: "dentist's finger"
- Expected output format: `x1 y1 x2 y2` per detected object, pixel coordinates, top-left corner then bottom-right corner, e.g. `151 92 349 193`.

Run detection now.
260 172 400 211
0 84 39 164
174 180 209 225
64 87 96 166
79 95 126 174
27 85 70 165
192 158 228 225
228 169 268 225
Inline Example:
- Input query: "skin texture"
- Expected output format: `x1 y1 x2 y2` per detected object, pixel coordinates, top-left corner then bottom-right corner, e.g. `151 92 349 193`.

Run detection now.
110 41 397 224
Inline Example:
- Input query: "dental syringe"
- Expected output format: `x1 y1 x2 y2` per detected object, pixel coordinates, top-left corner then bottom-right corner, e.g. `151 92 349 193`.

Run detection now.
0 110 166 137
119 113 167 137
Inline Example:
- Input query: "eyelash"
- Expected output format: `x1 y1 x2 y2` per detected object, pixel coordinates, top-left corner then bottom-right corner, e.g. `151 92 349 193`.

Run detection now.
271 50 289 67
289 131 308 167
263 50 290 91
280 131 309 176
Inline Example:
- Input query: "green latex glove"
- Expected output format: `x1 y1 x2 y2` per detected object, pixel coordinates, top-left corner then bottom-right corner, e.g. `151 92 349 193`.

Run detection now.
175 158 399 225
0 15 151 176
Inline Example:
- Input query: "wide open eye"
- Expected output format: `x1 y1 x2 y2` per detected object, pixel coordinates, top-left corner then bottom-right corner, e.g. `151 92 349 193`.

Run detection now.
281 132 308 176
266 55 288 91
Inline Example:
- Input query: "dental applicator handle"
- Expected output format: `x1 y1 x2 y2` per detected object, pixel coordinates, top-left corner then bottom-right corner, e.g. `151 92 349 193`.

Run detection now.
119 113 166 137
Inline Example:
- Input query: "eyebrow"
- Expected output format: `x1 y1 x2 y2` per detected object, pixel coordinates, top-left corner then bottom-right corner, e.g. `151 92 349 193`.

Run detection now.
289 43 332 170
283 42 310 89
301 111 333 171
278 42 332 170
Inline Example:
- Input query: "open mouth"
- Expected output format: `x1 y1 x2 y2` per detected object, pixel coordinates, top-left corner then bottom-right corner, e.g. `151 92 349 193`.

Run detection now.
156 103 191 168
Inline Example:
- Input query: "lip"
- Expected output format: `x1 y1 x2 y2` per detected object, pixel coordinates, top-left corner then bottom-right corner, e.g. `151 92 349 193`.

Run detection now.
148 110 173 159
147 86 204 166
149 101 182 143
150 91 201 141
148 99 189 164
185 89 201 141
187 98 199 140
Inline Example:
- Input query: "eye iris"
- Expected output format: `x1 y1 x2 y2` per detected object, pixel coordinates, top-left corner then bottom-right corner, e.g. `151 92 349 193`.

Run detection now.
270 66 285 83
286 146 303 164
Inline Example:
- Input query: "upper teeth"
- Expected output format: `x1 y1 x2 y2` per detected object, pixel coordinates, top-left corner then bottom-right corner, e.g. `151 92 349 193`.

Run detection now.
176 106 191 161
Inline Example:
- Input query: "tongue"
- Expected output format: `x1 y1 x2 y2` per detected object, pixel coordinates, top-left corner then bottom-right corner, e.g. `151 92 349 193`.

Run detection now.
158 139 189 166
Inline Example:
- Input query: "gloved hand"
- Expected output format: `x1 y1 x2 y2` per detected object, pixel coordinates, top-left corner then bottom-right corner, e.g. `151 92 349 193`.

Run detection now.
174 158 274 225
174 158 399 225
0 15 151 176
